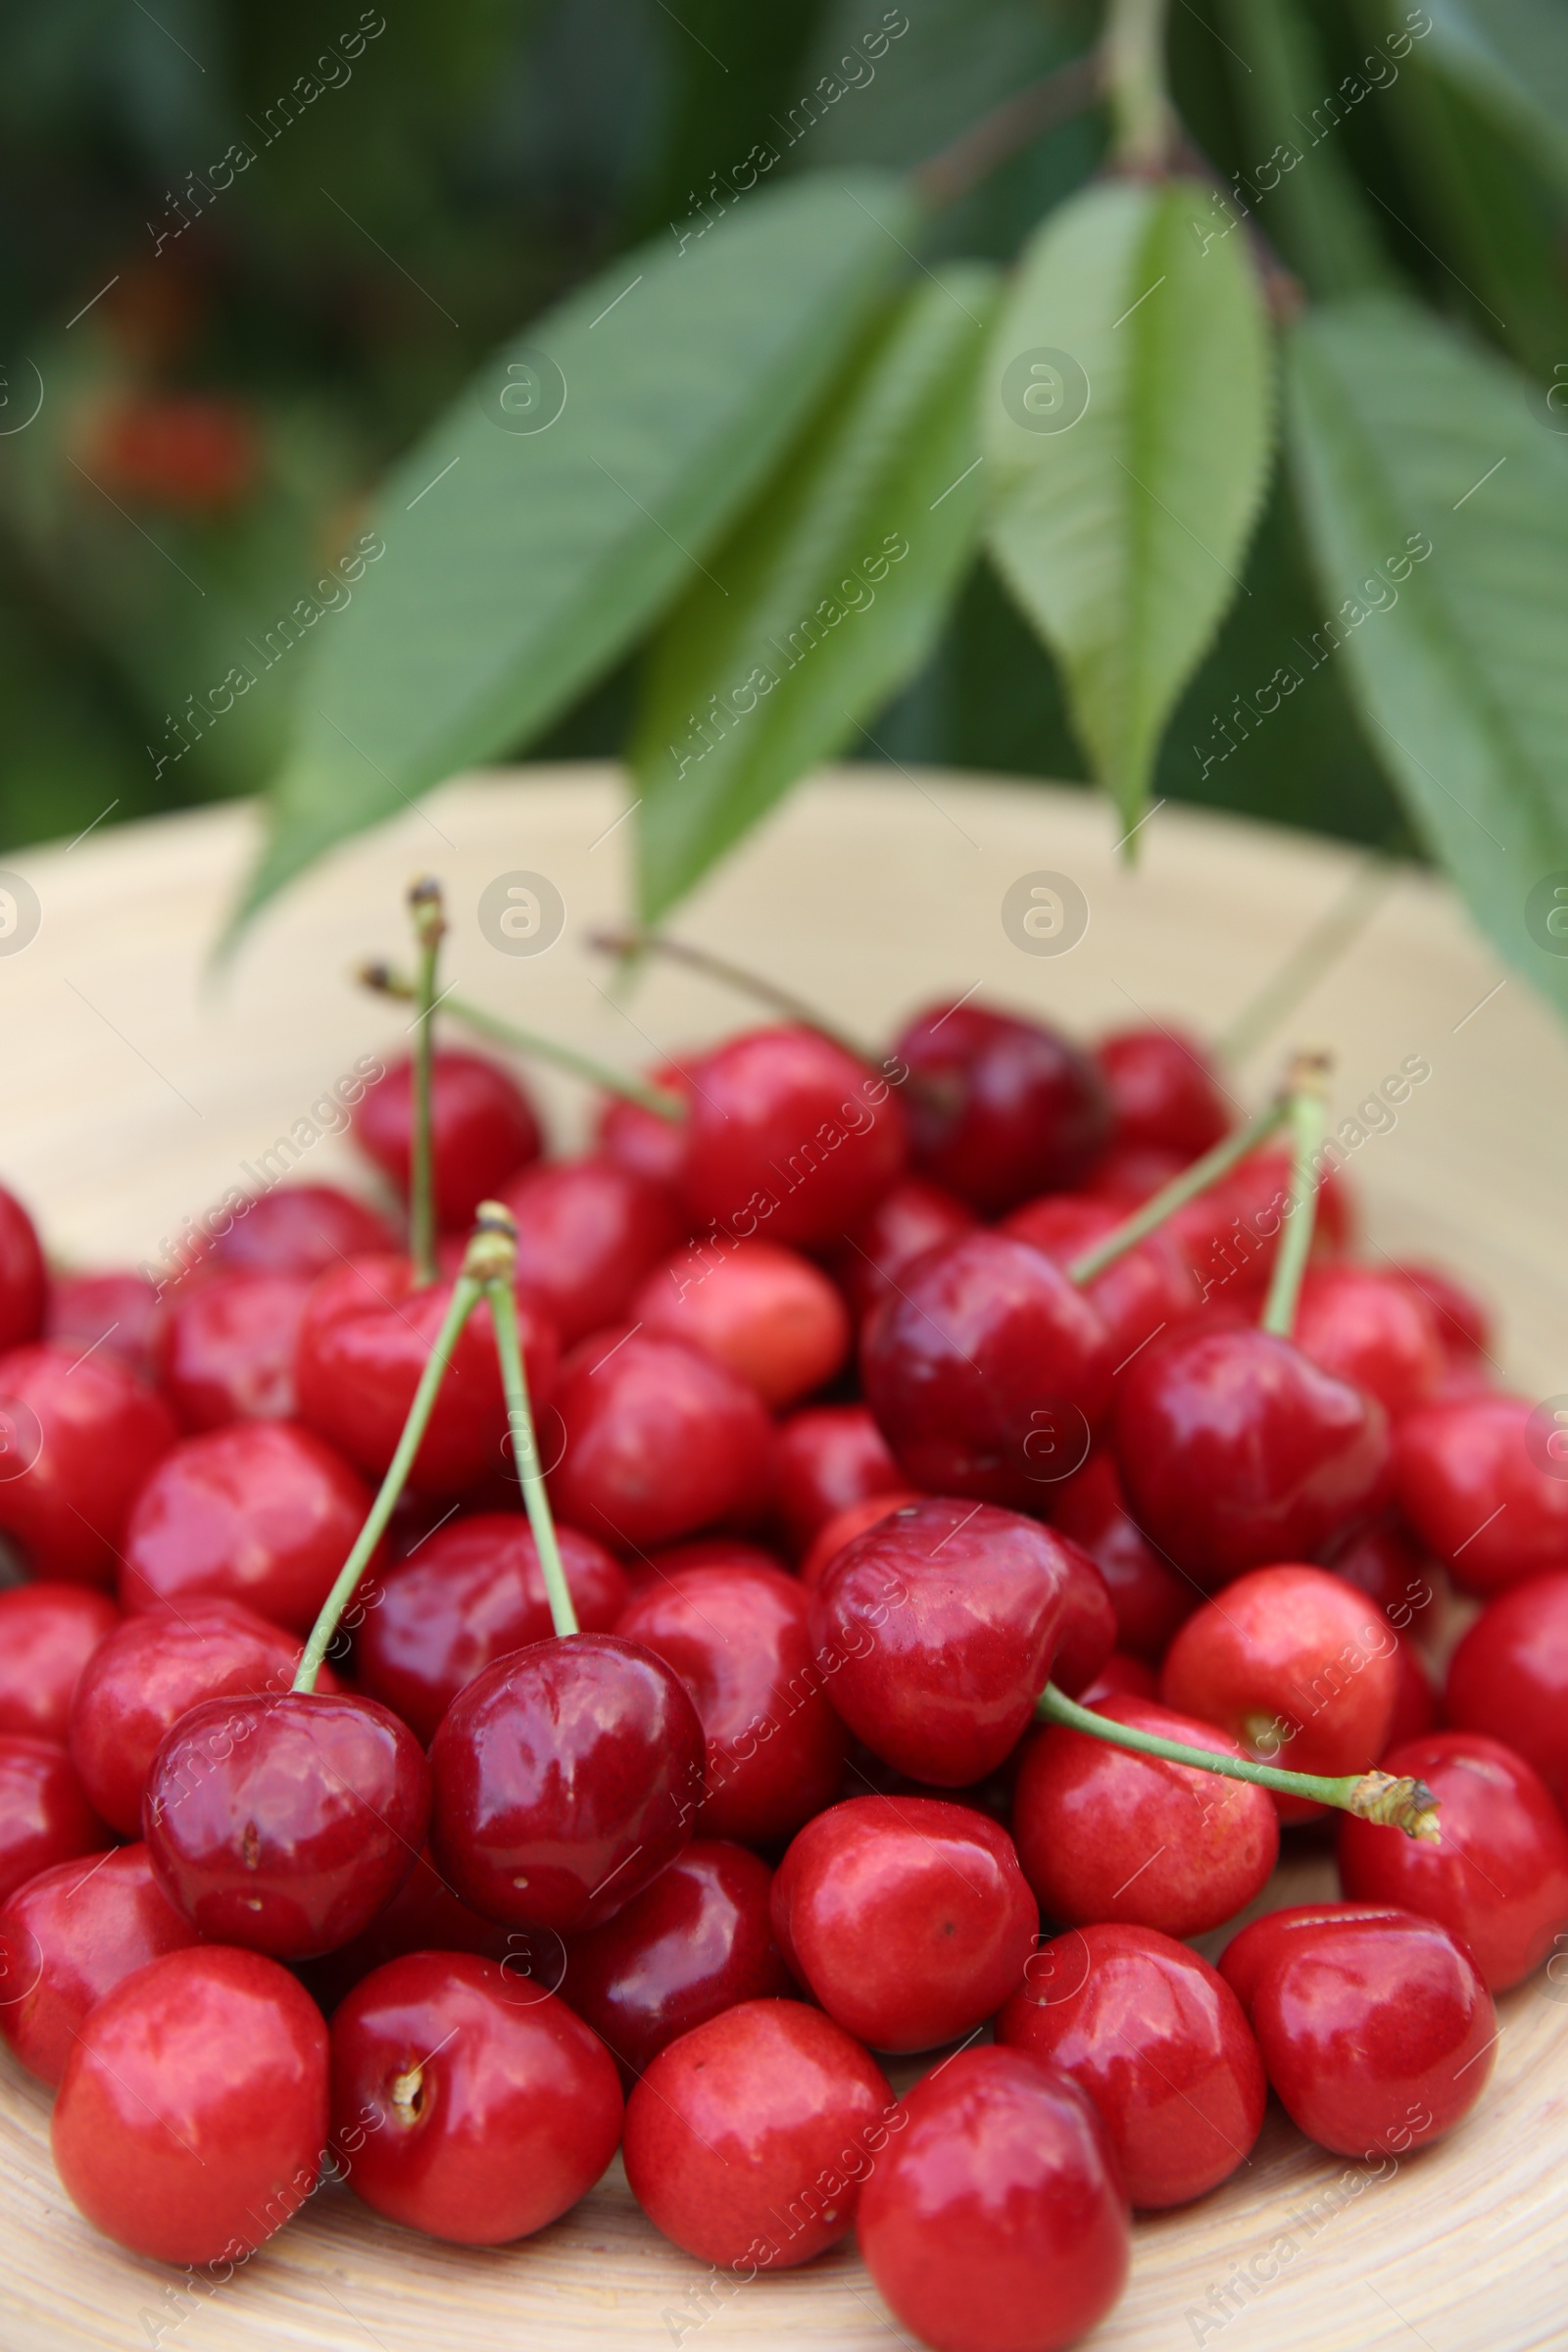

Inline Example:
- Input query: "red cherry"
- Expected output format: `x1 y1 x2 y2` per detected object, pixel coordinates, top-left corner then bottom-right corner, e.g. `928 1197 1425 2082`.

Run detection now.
857 2045 1129 2352
799 1490 922 1590
300 1843 511 2013
1384 1258 1492 1362
1218 1900 1411 2015
640 1535 788 1582
1395 1393 1568 1593
562 1839 793 2080
354 1049 542 1228
329 1950 622 2242
771 1795 1035 2053
144 1691 429 1959
0 1343 177 1584
808 1498 1076 1785
1159 1564 1399 1822
893 1001 1111 1214
120 1420 379 1634
1339 1732 1568 1989
85 392 262 513
1051 1450 1197 1660
151 1268 313 1428
623 1997 893 2269
1045 1536 1118 1696
997 1921 1264 2208
1114 1326 1390 1586
1013 1694 1279 1936
630 1238 850 1409
1079 1650 1158 1704
1172 1146 1351 1304
1320 1510 1440 1635
1385 1636 1439 1749
43 1269 159 1377
0 1583 118 1743
861 1233 1112 1507
491 1155 681 1345
773 1400 902 1555
0 1737 108 1902
70 1600 335 1834
1094 1025 1230 1158
295 1254 555 1497
616 1564 847 1842
210 1183 398 1276
1084 1142 1191 1210
678 1026 906 1250
355 1512 628 1744
0 1186 45 1352
52 1945 327 2264
1446 1573 1568 1798
1003 1192 1196 1371
0 1842 203 2085
1293 1263 1444 1419
828 1174 976 1325
594 1062 693 1189
429 1633 705 1933
548 1328 774 1551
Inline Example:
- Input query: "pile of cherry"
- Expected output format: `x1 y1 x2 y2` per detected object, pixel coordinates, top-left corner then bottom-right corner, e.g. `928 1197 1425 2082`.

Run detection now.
1 955 1566 2352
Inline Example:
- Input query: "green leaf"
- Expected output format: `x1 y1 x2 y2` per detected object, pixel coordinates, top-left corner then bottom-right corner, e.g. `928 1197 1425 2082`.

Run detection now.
1422 0 1568 194
1287 294 1568 1018
982 176 1274 835
240 169 917 920
631 267 997 920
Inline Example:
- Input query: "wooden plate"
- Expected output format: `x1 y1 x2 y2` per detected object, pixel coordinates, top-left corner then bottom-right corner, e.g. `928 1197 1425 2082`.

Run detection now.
1 764 1564 2352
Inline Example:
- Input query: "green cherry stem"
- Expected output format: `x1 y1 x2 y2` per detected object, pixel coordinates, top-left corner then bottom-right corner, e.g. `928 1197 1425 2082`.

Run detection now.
586 924 875 1069
1066 1092 1289 1287
1259 1050 1332 1338
1034 1684 1441 1839
407 877 446 1288
477 1200 578 1640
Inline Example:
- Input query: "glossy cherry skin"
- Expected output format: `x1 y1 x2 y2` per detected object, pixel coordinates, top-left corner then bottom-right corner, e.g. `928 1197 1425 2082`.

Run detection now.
44 1269 159 1377
772 1796 1035 2054
429 1633 706 1934
616 1565 847 1843
1340 1732 1568 1989
623 1997 894 2270
1002 1193 1196 1371
562 1840 793 2081
492 1154 681 1346
120 1420 378 1634
0 1842 203 2085
354 1048 542 1228
997 1922 1264 2208
0 1738 109 1902
0 1583 118 1743
1051 1538 1119 1695
0 1187 45 1352
857 2046 1130 2352
1051 1449 1196 1660
808 1499 1076 1786
70 1600 334 1834
1159 1564 1399 1823
1114 1326 1390 1587
678 1026 906 1250
894 1001 1111 1215
152 1268 313 1427
1395 1393 1568 1593
52 1945 327 2266
1218 1900 1426 2017
211 1182 398 1276
354 1513 628 1745
773 1400 903 1555
329 1951 621 2242
1446 1573 1568 1798
799 1489 923 1588
630 1238 850 1410
1014 1695 1279 1937
594 1061 693 1189
1094 1025 1230 1158
144 1692 429 1960
0 1343 178 1584
548 1328 774 1552
1293 1263 1445 1421
829 1175 976 1326
862 1233 1112 1507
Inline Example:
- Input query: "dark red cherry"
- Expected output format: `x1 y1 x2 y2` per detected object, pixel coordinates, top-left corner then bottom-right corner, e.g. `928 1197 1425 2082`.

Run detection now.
562 1840 793 2081
893 1001 1111 1215
1319 1510 1440 1636
120 1420 378 1633
1114 1325 1390 1587
997 1922 1264 2208
857 2046 1129 2352
1050 1537 1119 1695
678 1026 906 1250
151 1268 313 1428
1079 1650 1158 1704
623 1997 894 2270
1051 1449 1197 1660
0 1737 109 1902
0 1583 118 1743
144 1691 429 1959
630 1237 850 1409
800 1490 924 1589
429 1633 705 1934
1085 1141 1190 1210
1002 1193 1196 1371
1340 1732 1568 1989
1094 1025 1230 1158
594 1061 693 1189
808 1498 1076 1786
43 1269 159 1377
0 1841 203 2085
548 1328 774 1551
354 1048 542 1228
1384 1258 1492 1362
1171 1144 1352 1307
329 1950 622 2242
828 1174 976 1326
616 1564 846 1842
354 1512 628 1744
0 1186 45 1352
210 1182 398 1275
773 1400 903 1556
0 1343 177 1584
641 1534 790 1583
1395 1393 1568 1594
491 1155 681 1345
299 1842 512 2013
772 1795 1036 2053
1385 1634 1438 1750
52 1945 327 2265
1218 1900 1411 2016
1446 1573 1568 1798
1293 1263 1444 1419
861 1233 1112 1507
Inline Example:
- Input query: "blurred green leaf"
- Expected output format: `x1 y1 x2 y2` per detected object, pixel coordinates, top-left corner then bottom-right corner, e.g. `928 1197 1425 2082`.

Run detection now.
1288 293 1568 1015
632 265 997 918
983 176 1274 833
1421 0 1568 193
242 168 916 920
